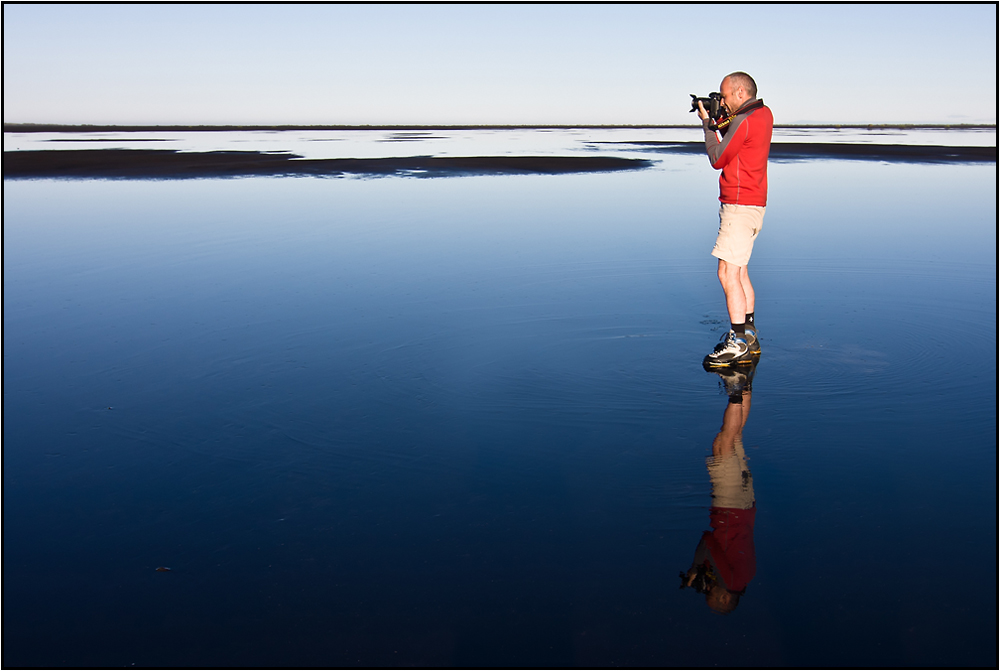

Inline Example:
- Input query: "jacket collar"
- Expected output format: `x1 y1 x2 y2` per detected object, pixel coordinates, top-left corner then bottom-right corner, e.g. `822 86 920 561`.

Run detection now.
733 97 760 115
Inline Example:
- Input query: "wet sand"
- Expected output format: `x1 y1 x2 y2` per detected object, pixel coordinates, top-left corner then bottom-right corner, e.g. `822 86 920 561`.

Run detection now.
2 149 653 178
603 141 996 164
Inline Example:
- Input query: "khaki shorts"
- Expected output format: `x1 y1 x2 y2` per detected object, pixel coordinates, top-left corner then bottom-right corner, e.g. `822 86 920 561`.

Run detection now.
707 437 755 510
711 204 765 267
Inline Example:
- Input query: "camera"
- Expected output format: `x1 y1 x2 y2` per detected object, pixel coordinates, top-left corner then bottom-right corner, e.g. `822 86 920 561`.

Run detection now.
679 564 717 594
690 92 726 122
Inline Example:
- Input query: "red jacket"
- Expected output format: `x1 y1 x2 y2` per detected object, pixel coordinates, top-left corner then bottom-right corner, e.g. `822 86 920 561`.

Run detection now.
703 100 773 207
691 506 757 592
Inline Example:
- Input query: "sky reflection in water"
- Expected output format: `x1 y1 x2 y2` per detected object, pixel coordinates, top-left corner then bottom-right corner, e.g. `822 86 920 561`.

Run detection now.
2 136 996 667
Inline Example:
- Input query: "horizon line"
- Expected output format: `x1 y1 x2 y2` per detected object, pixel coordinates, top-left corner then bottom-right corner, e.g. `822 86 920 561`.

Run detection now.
4 122 997 133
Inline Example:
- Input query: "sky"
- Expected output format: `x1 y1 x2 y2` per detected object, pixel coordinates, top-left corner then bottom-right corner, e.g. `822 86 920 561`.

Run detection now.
3 3 997 126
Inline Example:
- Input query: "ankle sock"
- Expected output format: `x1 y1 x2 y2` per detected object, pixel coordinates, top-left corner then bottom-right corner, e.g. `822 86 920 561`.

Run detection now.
732 322 746 335
746 312 755 327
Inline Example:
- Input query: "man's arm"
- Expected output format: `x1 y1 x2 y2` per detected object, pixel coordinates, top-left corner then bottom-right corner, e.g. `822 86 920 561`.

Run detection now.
704 118 726 167
683 532 713 585
697 100 748 170
705 116 747 170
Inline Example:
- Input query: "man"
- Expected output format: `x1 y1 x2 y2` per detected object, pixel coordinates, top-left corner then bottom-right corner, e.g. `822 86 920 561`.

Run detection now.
680 360 758 614
697 72 773 366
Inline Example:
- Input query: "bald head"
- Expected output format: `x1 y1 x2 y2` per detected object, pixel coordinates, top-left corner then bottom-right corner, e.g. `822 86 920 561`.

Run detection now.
707 585 742 614
724 72 757 99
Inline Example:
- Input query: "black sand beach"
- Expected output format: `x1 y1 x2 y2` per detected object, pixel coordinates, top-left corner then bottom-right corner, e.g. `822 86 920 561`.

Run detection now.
600 141 997 164
2 149 654 178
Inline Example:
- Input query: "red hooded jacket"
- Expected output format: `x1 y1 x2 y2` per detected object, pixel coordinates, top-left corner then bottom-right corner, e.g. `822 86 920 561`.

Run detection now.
703 100 773 207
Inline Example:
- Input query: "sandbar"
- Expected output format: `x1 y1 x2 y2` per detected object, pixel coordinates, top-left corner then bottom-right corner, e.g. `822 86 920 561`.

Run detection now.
3 149 653 179
602 141 996 164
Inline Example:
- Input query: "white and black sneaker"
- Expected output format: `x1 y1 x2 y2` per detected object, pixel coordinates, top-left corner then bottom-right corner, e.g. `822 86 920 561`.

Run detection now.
745 323 761 354
709 362 757 398
703 330 754 367
705 349 758 389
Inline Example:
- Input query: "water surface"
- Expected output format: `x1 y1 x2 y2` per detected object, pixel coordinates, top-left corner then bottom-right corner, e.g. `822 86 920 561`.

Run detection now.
3 130 996 667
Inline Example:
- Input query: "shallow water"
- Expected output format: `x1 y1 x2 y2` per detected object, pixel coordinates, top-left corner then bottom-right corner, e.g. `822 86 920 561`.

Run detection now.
3 132 996 667
4 124 996 159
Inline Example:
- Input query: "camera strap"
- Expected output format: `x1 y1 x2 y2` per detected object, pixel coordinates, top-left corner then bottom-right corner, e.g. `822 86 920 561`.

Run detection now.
710 99 765 132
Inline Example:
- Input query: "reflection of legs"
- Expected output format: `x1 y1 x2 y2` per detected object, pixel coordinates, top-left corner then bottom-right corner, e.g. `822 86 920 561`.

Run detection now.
713 399 743 458
740 388 751 427
713 389 752 458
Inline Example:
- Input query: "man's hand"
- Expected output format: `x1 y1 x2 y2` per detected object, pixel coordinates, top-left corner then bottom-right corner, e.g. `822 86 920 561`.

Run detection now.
697 100 709 121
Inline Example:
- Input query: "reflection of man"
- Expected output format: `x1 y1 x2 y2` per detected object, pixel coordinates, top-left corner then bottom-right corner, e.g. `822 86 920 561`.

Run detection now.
681 363 757 613
698 72 773 367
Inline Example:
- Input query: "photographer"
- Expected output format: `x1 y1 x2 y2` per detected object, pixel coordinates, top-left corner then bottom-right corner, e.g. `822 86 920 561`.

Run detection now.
680 361 758 614
697 72 773 366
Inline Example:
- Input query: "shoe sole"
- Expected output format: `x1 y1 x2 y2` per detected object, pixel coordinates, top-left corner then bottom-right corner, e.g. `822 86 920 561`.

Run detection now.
702 352 759 369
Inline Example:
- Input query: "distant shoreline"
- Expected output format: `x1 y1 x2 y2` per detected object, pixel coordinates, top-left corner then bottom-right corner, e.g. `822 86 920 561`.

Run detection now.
603 141 997 164
4 123 996 133
4 141 994 180
2 150 654 179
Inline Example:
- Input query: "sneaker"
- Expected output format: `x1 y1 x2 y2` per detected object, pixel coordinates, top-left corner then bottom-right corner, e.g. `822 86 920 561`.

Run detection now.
745 323 761 354
704 356 759 396
703 330 754 367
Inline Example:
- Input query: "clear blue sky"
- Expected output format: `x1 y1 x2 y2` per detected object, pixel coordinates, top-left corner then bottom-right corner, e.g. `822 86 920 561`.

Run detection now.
3 3 996 125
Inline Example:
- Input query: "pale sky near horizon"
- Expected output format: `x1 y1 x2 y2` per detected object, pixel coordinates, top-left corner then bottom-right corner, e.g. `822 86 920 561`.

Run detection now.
3 3 997 126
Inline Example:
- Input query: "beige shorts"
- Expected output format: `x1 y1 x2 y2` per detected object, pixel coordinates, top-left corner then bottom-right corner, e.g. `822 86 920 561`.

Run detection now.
711 204 765 267
707 437 755 510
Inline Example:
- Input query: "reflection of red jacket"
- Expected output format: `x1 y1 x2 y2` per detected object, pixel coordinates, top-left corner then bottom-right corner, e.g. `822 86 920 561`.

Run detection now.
700 506 757 592
703 101 773 207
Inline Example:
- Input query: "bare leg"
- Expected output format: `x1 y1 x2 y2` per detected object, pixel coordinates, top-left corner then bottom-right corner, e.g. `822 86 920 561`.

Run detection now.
739 265 755 315
740 387 752 428
717 259 748 324
712 400 744 457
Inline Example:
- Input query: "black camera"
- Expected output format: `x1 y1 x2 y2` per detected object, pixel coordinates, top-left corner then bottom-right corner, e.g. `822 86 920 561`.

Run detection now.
690 92 726 121
679 564 717 594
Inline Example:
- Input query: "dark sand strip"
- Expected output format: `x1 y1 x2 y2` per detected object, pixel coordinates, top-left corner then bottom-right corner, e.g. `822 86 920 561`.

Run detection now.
3 149 653 179
601 141 996 164
45 138 175 143
5 123 995 132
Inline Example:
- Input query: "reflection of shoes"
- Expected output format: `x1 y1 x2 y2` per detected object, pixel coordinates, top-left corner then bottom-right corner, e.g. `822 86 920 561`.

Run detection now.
745 323 761 354
704 354 759 397
703 349 759 372
715 366 752 397
703 330 753 367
